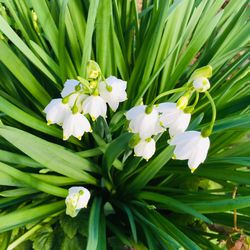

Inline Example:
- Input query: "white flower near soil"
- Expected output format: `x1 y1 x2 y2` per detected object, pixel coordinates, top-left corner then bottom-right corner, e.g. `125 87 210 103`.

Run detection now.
62 113 91 140
44 98 71 125
134 138 156 161
65 187 91 218
126 105 163 139
99 76 127 111
157 102 191 137
192 77 210 92
169 131 210 172
82 95 107 120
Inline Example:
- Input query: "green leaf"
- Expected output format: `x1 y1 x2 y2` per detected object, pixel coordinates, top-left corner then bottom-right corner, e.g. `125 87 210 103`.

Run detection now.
0 40 50 106
188 196 250 213
0 201 65 233
86 197 102 250
0 15 58 84
103 133 132 171
139 191 212 223
32 226 54 250
0 125 99 184
81 0 100 74
125 146 174 193
0 162 67 197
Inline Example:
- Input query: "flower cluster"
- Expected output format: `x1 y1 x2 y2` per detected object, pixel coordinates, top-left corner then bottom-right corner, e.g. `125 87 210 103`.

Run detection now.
44 61 127 140
126 65 214 173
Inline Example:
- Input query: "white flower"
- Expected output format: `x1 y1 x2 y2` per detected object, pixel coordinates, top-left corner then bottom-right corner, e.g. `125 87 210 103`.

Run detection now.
192 77 210 92
44 98 71 125
62 113 91 140
61 79 86 110
157 102 191 137
82 95 107 120
169 131 210 172
99 76 127 111
134 138 156 161
126 105 163 139
65 186 91 218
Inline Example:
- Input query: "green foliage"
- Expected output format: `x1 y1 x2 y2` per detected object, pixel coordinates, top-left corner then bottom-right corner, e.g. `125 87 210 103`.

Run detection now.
0 0 249 249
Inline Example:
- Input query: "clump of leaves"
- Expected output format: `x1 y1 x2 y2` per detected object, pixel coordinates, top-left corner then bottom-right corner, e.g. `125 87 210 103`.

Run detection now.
0 0 249 249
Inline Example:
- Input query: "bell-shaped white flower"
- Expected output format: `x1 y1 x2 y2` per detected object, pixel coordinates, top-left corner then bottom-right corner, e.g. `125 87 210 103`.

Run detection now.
157 102 191 137
82 95 107 120
62 112 91 140
44 98 71 125
193 77 210 92
126 105 163 139
134 138 156 161
65 186 91 218
99 76 127 111
169 131 210 172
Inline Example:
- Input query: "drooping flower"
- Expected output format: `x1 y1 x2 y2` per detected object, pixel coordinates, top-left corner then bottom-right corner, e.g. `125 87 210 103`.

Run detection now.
126 105 163 139
44 98 71 125
62 113 91 140
169 131 210 172
134 138 156 161
157 102 191 137
82 95 107 120
192 77 210 92
99 76 127 111
65 187 91 218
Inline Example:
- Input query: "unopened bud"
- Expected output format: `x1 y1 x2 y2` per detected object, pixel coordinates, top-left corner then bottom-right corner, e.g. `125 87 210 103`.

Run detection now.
189 65 212 82
177 95 189 110
87 60 101 79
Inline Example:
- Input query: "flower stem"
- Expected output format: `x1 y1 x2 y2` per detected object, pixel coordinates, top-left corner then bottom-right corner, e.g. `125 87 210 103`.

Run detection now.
205 91 216 131
151 87 187 104
201 91 216 137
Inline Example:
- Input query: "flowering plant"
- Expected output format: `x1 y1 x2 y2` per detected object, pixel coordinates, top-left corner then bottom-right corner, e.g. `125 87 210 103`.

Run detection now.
0 1 249 249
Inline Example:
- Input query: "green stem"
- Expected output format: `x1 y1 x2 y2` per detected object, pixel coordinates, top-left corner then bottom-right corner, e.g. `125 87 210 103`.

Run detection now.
192 91 199 108
151 87 187 104
202 91 216 137
205 91 216 130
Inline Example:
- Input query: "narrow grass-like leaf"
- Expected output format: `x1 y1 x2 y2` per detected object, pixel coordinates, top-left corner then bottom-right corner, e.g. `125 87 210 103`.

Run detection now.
86 197 102 250
0 201 65 233
0 162 67 197
0 125 99 184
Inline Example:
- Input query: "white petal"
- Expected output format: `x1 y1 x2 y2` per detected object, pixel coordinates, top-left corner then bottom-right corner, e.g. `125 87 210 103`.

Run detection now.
126 105 146 120
72 114 91 138
187 136 210 171
82 96 107 120
193 77 210 92
44 98 71 125
157 102 176 113
173 134 200 160
170 131 200 146
134 139 156 160
168 113 191 136
61 79 80 97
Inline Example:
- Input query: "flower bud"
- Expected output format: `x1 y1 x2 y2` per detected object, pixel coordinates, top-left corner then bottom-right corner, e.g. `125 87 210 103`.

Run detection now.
177 95 189 110
87 60 101 79
193 77 210 92
189 65 212 81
